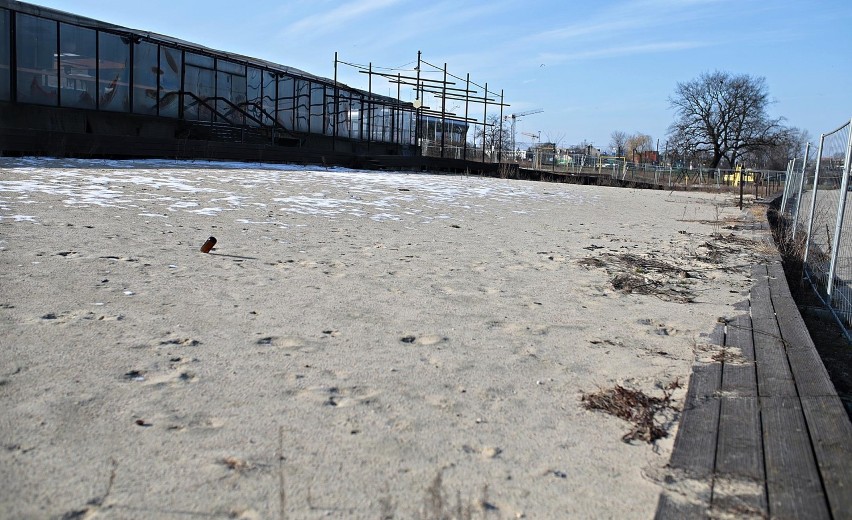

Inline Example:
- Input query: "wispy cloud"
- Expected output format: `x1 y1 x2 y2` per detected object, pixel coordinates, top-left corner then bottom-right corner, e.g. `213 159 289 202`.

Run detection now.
279 0 403 38
534 41 709 66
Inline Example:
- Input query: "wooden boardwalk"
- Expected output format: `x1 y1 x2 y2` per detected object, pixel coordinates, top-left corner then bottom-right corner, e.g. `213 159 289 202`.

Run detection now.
655 260 852 519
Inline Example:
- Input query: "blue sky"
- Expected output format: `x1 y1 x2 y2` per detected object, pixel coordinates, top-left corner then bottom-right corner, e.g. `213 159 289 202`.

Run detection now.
24 0 852 152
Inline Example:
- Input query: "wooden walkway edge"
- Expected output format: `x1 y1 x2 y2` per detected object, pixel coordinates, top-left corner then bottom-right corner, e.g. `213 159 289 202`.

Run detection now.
655 259 852 519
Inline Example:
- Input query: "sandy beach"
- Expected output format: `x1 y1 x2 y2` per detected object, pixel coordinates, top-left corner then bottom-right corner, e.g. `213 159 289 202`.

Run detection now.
0 158 767 519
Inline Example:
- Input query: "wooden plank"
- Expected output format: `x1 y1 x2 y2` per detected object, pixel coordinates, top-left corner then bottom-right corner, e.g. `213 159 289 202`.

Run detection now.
655 492 708 520
669 362 721 477
761 396 830 519
766 261 837 397
712 396 768 516
800 396 852 519
750 266 797 397
722 314 757 396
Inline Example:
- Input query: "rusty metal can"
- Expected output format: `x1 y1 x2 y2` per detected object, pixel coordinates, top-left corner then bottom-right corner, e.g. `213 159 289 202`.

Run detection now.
200 236 217 253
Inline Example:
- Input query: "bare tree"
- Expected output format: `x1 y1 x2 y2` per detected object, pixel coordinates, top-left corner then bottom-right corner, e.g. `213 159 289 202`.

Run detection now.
626 132 654 160
743 127 809 170
610 131 628 157
667 71 785 168
474 114 511 156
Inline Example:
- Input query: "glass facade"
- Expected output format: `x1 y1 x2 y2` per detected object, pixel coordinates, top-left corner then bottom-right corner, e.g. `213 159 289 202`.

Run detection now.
277 75 294 130
4 4 423 148
295 79 309 133
132 41 158 115
0 9 10 101
98 32 129 112
261 70 276 126
216 59 246 125
159 46 181 118
59 23 96 109
16 13 58 106
246 67 262 126
309 82 324 134
184 52 214 121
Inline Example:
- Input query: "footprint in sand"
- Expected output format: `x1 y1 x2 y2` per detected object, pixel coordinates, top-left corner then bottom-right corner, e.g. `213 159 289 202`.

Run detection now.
255 335 317 352
300 385 380 408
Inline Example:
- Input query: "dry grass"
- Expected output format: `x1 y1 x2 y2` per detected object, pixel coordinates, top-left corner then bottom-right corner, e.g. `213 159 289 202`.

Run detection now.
581 382 679 443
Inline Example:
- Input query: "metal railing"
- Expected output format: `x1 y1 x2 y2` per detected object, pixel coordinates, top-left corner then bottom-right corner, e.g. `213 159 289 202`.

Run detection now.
780 117 852 341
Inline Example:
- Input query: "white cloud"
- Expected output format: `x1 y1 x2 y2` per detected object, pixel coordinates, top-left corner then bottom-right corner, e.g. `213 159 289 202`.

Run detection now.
279 0 403 38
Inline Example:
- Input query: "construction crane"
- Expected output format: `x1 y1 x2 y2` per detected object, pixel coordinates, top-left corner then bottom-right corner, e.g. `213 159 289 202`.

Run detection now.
504 109 543 160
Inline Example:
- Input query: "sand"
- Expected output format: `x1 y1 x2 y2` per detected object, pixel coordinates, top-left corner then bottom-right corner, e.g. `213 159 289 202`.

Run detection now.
0 158 766 519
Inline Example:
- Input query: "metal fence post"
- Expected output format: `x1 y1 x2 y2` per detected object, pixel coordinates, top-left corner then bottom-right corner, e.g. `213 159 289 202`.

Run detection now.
826 118 852 300
781 159 794 213
791 142 811 240
802 136 826 266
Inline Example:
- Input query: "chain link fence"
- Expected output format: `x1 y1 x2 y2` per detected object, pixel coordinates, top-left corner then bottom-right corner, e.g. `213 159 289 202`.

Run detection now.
780 117 852 340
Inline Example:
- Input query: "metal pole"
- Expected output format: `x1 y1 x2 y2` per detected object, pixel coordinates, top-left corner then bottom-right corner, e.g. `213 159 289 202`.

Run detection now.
826 119 852 299
498 89 504 163
482 82 488 163
791 142 811 240
440 62 447 159
395 72 400 146
333 52 338 152
781 159 794 213
414 51 421 157
463 73 469 161
803 137 826 267
366 62 372 152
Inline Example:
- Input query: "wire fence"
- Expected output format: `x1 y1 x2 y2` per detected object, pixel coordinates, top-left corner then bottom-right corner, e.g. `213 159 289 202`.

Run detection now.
780 117 852 341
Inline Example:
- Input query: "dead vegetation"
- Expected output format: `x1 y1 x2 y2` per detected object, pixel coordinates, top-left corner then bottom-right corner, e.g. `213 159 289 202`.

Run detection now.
417 471 496 520
578 229 765 302
579 252 697 302
581 382 680 443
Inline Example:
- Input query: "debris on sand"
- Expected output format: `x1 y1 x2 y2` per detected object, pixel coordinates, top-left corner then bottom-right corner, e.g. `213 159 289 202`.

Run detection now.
581 384 677 443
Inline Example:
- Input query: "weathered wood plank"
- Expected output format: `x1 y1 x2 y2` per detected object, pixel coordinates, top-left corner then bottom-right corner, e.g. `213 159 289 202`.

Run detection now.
722 314 757 396
761 396 830 519
750 266 797 397
669 363 721 477
801 396 852 519
712 396 767 516
655 492 709 520
715 397 764 479
726 314 755 363
766 260 836 397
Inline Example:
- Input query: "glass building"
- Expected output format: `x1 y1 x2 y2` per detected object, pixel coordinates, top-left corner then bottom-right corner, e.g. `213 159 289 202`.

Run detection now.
0 0 422 155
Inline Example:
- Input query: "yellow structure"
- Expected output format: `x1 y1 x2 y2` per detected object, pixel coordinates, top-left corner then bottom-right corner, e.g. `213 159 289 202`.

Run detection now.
722 165 754 184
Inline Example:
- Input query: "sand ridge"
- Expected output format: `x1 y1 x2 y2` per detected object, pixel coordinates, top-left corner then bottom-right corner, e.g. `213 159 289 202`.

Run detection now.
0 158 766 518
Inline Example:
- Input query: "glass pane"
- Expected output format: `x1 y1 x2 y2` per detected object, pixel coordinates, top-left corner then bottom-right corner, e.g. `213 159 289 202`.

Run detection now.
184 64 214 121
216 65 246 125
0 9 10 101
295 79 309 132
324 86 335 136
276 75 294 131
216 59 244 75
262 70 276 126
309 82 324 134
337 91 350 138
350 97 361 140
246 67 262 126
58 23 96 109
159 46 181 118
184 52 213 68
16 14 57 106
132 41 158 114
98 32 130 112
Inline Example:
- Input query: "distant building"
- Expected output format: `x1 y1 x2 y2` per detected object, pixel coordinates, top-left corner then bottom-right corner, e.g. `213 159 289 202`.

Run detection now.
0 0 469 163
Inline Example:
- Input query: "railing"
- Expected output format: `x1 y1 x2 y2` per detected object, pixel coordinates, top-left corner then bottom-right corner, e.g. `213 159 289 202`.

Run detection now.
180 92 300 145
780 117 852 341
